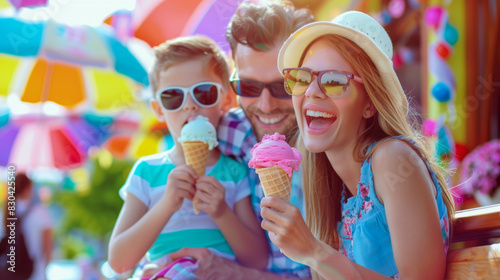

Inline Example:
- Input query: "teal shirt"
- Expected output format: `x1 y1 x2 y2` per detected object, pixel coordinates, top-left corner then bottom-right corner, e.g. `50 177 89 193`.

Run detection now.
120 151 250 261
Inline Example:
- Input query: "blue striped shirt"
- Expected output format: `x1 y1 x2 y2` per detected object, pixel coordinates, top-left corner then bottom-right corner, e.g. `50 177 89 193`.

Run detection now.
120 152 250 261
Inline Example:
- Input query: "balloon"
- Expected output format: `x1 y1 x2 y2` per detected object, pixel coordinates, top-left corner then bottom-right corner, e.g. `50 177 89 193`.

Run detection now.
400 48 415 63
443 23 459 46
422 119 437 137
392 52 403 68
435 41 451 59
424 6 445 30
454 143 469 161
428 44 456 87
432 82 452 103
389 0 406 18
380 10 392 25
436 123 454 158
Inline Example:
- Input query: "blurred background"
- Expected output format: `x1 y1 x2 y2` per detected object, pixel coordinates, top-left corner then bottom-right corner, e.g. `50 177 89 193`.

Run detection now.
0 0 498 279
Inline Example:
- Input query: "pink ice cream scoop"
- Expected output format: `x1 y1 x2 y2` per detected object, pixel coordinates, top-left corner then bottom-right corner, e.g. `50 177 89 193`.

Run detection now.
248 133 302 177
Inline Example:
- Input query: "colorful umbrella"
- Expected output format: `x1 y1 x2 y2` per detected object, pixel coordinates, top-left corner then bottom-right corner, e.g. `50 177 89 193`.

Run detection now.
127 0 247 51
7 0 47 9
0 17 150 110
0 107 139 171
104 105 170 159
0 0 11 8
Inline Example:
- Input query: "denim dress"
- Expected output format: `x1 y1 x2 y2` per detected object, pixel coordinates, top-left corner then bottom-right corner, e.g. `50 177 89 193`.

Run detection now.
337 136 450 278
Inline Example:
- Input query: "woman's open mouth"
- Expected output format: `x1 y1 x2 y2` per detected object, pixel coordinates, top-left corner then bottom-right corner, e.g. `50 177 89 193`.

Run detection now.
305 109 337 132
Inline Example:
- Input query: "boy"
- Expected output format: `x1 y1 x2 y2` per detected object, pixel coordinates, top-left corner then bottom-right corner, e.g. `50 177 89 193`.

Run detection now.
108 36 268 278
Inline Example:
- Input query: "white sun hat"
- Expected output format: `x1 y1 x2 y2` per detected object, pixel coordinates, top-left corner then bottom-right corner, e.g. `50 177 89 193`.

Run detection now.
277 11 407 109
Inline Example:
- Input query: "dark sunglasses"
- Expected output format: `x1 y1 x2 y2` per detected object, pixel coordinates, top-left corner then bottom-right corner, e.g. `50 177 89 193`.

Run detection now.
229 69 291 99
155 82 222 112
283 68 363 97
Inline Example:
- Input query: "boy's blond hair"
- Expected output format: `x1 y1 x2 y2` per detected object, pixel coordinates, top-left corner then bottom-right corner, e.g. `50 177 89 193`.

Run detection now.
149 35 230 95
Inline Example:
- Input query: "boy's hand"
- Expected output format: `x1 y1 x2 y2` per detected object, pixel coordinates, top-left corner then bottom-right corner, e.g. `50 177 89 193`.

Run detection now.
193 176 229 219
163 165 197 213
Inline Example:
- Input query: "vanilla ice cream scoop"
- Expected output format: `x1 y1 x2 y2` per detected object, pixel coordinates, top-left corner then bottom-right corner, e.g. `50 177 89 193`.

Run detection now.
178 115 218 150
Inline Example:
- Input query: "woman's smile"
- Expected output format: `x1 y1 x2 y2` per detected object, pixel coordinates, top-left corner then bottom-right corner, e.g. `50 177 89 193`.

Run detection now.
304 106 337 135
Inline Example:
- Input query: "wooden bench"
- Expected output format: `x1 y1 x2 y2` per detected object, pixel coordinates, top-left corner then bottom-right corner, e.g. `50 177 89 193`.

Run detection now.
446 204 500 279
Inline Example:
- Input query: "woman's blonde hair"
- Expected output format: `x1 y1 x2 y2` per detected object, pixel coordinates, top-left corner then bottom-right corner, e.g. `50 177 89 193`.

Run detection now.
297 35 455 279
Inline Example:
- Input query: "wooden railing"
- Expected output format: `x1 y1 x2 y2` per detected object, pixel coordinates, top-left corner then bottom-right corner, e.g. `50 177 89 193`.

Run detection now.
446 204 500 279
452 204 500 245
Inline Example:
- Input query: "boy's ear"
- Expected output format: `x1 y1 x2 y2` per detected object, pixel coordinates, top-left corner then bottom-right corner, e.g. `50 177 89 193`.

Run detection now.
150 99 166 122
221 88 236 114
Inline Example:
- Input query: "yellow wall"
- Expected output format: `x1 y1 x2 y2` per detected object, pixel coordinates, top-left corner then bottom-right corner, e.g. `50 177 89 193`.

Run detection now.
427 0 467 144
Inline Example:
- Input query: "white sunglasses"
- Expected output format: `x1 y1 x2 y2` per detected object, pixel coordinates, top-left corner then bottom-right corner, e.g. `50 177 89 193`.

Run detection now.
155 82 222 112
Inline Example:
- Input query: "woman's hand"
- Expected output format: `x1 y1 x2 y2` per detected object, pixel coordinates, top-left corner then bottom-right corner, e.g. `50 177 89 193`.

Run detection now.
260 196 321 265
163 165 197 213
193 176 229 219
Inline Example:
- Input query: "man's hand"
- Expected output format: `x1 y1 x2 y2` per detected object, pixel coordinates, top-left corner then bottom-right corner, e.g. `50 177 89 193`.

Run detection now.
169 248 284 280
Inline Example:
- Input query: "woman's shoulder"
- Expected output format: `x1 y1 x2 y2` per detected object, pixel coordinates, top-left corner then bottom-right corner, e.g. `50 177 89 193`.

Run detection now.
371 137 429 177
371 137 421 168
370 137 435 200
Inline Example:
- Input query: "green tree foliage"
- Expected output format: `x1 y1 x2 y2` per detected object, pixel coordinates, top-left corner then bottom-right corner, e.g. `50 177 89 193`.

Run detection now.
54 156 134 239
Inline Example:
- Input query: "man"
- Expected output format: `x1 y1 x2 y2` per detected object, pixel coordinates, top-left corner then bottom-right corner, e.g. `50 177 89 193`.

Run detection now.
170 2 314 278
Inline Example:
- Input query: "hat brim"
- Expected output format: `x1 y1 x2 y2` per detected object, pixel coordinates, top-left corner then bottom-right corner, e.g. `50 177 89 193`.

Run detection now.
277 21 407 108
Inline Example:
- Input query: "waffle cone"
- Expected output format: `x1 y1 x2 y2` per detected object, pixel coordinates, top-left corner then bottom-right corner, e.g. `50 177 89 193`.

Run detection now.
182 141 210 176
182 141 209 214
256 166 292 202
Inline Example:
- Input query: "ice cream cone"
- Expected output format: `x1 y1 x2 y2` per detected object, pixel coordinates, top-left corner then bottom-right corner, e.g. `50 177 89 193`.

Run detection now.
256 166 292 202
248 133 301 202
182 141 209 215
182 141 210 176
178 116 219 215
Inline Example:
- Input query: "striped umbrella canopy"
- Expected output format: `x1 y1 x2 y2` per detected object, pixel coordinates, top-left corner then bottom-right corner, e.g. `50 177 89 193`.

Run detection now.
0 16 149 110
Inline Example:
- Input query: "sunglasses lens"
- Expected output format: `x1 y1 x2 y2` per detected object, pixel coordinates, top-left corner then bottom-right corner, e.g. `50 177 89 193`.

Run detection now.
268 81 291 99
284 69 311 95
160 89 185 110
193 84 219 106
235 80 262 97
321 71 349 96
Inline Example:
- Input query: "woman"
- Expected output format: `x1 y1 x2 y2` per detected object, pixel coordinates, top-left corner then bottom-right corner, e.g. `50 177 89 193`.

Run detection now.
260 11 455 279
